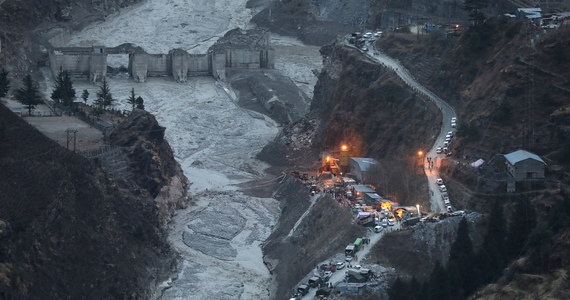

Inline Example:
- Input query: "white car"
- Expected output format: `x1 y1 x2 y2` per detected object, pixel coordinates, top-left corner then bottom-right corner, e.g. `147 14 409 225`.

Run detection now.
381 219 388 227
361 46 369 51
446 205 453 213
436 178 444 185
336 262 345 269
388 218 395 226
448 131 454 137
451 117 457 123
451 210 465 216
451 122 457 128
374 225 383 233
436 147 443 154
439 185 447 192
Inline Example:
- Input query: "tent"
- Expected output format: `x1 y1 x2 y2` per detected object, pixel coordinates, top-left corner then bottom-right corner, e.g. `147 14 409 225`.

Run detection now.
470 158 484 168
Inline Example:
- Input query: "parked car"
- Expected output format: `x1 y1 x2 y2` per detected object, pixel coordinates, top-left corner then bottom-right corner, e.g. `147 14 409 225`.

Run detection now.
387 218 395 226
439 185 447 192
336 262 345 270
451 122 457 128
448 131 454 137
436 178 444 185
361 46 368 51
297 285 309 296
451 210 465 216
374 225 383 233
436 147 443 154
446 205 453 213
381 218 388 227
345 255 353 262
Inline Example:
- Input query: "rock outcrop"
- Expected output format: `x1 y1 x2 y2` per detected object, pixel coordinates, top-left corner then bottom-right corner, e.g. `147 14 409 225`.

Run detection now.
109 109 189 226
0 104 182 299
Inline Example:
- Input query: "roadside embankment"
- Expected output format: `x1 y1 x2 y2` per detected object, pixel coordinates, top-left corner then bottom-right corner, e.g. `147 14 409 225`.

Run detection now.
263 177 366 299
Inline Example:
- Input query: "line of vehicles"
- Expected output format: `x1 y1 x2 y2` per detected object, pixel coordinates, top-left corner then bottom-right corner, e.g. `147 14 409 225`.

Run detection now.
347 30 383 52
436 126 456 156
436 177 453 213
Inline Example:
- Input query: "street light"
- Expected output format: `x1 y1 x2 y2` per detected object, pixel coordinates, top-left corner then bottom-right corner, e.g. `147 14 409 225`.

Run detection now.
417 150 424 157
341 144 348 151
416 204 421 217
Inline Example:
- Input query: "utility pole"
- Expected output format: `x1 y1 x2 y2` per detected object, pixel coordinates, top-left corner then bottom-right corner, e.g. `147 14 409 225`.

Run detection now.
66 128 78 152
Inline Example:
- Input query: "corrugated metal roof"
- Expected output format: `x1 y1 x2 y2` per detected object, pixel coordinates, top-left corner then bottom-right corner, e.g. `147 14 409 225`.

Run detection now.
364 193 381 199
350 157 378 172
518 8 542 13
504 149 546 165
352 185 376 193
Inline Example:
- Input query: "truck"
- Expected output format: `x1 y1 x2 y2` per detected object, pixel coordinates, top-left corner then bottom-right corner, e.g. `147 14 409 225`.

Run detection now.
345 244 356 256
308 276 321 288
354 238 363 252
297 284 309 296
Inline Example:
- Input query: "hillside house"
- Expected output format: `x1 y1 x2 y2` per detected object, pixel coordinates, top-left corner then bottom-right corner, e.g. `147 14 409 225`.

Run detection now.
517 8 542 24
504 150 546 181
349 157 378 183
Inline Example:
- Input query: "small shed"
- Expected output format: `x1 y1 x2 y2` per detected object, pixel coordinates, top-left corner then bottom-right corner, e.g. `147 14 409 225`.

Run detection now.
504 149 546 181
364 193 381 205
352 185 376 199
349 157 378 183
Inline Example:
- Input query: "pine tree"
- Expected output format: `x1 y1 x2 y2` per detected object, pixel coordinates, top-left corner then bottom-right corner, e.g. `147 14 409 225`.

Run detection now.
427 261 449 300
81 89 89 104
14 75 42 116
463 0 488 26
0 68 10 98
51 70 76 106
135 96 144 110
95 78 114 109
388 277 406 300
127 88 137 110
448 217 477 297
548 192 570 233
525 222 553 270
506 198 536 259
476 200 507 286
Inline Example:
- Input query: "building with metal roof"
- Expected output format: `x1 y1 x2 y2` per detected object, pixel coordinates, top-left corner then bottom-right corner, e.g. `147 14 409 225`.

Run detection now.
504 150 546 181
349 157 378 183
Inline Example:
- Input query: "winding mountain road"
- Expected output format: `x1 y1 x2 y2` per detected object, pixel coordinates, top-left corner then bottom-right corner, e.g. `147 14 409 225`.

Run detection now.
300 224 401 300
298 38 458 299
363 41 457 213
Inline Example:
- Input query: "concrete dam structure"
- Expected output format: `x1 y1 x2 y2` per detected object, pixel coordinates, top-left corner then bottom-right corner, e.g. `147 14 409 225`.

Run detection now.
48 30 274 83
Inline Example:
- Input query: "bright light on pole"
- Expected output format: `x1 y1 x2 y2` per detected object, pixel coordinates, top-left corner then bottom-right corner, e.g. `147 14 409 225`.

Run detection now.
341 144 348 151
417 150 424 157
416 204 420 217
